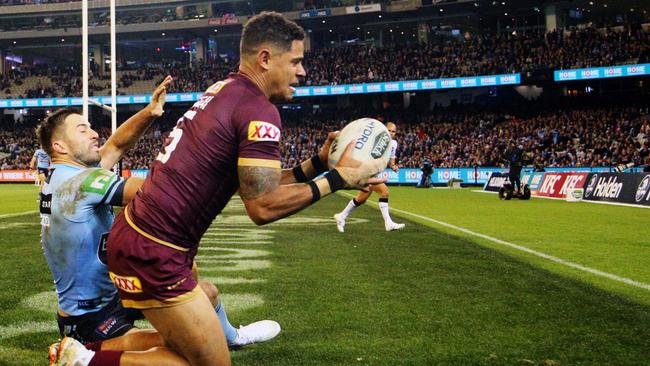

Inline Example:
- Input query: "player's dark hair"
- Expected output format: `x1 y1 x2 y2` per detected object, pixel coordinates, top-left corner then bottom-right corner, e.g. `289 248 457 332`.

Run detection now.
36 107 80 156
240 11 305 55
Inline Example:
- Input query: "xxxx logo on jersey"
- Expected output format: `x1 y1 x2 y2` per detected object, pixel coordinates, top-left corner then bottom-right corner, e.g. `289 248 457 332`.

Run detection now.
248 121 280 142
109 272 143 293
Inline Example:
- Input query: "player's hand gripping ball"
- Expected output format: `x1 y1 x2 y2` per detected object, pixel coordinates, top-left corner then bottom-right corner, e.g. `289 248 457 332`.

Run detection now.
328 118 392 169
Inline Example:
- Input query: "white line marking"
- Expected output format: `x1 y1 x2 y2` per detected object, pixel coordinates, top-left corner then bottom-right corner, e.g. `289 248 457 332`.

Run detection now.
0 321 55 339
340 192 650 290
472 190 650 208
200 241 272 245
199 276 265 284
0 210 38 219
195 260 271 271
198 248 271 259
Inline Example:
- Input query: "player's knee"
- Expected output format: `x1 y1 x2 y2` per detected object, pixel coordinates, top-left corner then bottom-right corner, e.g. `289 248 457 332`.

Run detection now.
199 281 219 306
355 191 370 203
379 188 389 199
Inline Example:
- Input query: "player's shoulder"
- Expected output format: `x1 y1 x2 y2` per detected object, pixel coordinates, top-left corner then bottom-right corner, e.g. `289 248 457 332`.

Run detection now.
206 73 262 99
54 166 117 195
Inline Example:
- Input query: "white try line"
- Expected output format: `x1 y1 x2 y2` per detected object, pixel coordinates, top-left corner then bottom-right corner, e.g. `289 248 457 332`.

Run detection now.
339 192 650 291
0 210 38 219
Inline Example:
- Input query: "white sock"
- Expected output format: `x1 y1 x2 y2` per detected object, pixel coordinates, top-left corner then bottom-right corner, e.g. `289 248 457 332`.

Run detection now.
339 199 359 219
379 201 392 223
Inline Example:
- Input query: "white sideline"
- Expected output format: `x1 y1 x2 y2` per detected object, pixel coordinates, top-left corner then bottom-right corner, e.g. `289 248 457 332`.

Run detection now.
473 189 650 209
339 192 650 291
0 210 38 219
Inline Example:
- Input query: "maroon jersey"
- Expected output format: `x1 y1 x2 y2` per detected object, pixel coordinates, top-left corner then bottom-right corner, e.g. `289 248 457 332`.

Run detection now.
128 73 282 248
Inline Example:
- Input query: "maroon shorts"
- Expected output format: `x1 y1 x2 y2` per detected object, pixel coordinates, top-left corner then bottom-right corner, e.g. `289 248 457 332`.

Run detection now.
106 206 200 309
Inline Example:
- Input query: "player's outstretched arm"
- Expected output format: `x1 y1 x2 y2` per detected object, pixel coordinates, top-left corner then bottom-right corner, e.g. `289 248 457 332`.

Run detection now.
121 177 145 206
99 76 173 169
240 142 386 225
279 131 337 185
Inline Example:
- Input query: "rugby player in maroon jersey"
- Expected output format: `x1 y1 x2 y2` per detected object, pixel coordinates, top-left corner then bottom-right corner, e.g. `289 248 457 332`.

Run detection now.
52 11 386 366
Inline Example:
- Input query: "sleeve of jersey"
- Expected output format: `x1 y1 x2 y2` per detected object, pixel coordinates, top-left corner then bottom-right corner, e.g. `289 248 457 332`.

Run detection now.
390 141 398 159
236 106 282 169
79 168 127 207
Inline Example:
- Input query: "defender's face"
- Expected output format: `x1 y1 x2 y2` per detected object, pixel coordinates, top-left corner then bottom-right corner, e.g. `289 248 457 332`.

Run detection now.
59 113 101 167
268 40 306 101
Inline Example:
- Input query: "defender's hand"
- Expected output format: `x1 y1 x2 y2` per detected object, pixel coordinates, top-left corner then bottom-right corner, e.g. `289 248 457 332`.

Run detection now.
334 141 387 190
148 75 173 117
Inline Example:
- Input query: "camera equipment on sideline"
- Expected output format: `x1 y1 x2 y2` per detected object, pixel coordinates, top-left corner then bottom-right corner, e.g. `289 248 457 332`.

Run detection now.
417 160 433 188
498 179 531 200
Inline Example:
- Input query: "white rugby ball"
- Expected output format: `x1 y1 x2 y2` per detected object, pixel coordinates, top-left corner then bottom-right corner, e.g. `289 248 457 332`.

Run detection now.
328 118 392 169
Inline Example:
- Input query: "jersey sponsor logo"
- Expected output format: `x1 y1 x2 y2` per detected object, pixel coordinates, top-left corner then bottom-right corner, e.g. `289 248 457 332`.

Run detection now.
206 80 231 95
635 175 650 203
78 297 102 310
98 232 109 265
96 316 118 336
109 272 143 293
81 169 115 195
166 277 188 291
39 193 52 214
248 121 280 142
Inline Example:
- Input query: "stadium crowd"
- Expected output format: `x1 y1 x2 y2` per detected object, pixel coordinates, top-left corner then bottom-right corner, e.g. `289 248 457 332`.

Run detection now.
278 107 650 170
0 0 73 5
0 0 366 7
2 106 648 172
1 26 647 98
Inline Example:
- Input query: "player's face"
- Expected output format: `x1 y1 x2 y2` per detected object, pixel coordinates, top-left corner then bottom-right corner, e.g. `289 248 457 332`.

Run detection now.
387 124 397 138
268 40 305 101
59 113 101 166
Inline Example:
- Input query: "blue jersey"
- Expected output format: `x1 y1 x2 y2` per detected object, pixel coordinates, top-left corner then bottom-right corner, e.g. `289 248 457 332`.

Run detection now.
34 149 51 168
40 164 126 316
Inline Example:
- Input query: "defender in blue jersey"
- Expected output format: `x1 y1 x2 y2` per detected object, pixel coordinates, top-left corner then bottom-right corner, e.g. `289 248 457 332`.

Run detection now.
41 77 280 366
31 148 51 190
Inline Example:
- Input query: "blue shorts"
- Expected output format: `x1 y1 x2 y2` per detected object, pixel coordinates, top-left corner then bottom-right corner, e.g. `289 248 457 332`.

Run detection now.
57 296 144 344
38 168 50 178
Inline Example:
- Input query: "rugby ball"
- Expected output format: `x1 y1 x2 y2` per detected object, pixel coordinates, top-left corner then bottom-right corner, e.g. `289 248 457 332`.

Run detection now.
328 118 392 169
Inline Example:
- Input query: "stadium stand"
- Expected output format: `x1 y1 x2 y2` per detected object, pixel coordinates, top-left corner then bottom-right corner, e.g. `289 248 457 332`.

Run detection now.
0 25 647 98
2 105 648 171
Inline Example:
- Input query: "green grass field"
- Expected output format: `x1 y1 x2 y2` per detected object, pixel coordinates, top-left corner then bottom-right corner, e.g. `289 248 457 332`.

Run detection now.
1 183 650 365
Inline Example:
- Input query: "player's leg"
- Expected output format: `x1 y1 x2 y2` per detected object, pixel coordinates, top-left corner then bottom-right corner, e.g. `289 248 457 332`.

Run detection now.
197 280 280 347
197 281 238 345
99 328 165 351
49 336 190 366
373 183 405 231
334 190 371 232
142 287 231 366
